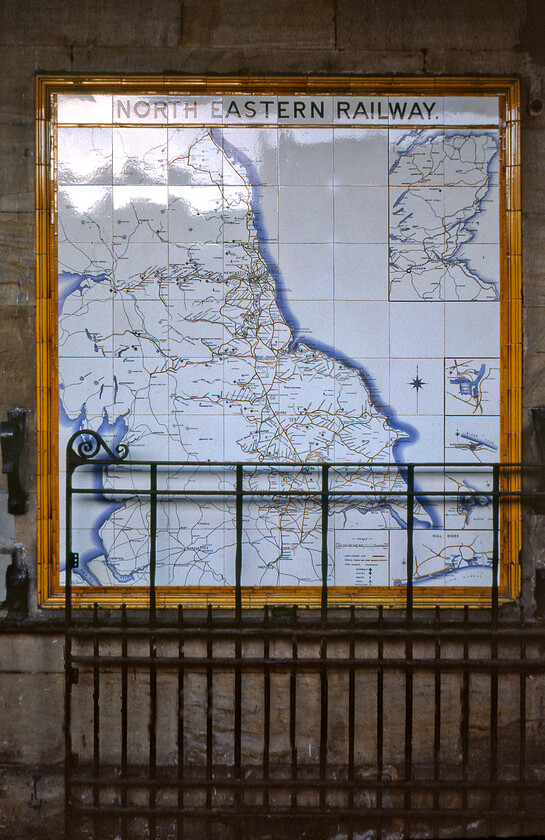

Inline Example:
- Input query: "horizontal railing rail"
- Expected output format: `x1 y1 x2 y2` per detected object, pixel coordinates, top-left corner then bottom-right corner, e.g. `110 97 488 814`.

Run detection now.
64 428 533 616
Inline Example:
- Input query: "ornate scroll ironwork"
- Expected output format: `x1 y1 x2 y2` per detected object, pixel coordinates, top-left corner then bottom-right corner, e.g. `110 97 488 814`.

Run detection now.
66 430 129 466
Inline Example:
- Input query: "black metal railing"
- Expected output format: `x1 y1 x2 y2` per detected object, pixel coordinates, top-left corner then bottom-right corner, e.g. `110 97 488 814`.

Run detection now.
64 431 545 839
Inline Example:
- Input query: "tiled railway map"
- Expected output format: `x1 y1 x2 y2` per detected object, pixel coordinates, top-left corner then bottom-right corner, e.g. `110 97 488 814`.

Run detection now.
56 94 501 589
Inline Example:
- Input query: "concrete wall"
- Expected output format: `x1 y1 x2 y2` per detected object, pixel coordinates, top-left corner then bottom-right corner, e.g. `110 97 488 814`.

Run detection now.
1 0 545 836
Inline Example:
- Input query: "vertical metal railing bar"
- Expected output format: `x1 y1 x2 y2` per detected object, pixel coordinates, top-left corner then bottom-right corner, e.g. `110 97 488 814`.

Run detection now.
320 465 329 812
490 654 499 819
319 607 328 810
406 464 415 617
149 463 158 840
235 464 243 623
206 604 213 840
321 464 329 620
263 606 271 813
376 605 384 838
404 465 415 838
92 603 100 839
149 463 158 622
347 605 356 840
290 605 298 811
121 603 128 840
177 605 185 840
492 464 500 620
490 464 500 821
234 464 243 817
319 464 329 811
433 604 441 838
234 608 242 810
64 462 75 840
404 661 414 837
518 603 526 836
461 604 470 838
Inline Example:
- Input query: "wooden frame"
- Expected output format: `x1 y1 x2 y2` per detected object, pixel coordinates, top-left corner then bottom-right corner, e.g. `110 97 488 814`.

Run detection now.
36 75 521 608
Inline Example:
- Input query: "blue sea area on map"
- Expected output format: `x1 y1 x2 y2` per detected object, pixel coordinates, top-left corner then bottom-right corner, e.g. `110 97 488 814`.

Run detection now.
59 271 133 584
447 252 499 298
61 403 129 585
58 269 109 310
450 364 487 398
458 478 492 525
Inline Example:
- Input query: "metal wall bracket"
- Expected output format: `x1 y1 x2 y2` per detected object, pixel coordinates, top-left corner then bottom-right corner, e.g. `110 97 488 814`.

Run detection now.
0 408 27 515
3 544 29 617
535 568 545 619
532 407 545 514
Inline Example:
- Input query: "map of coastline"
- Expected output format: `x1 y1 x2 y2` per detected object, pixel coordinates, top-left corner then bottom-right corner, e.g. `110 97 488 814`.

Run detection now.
57 111 500 589
389 129 499 302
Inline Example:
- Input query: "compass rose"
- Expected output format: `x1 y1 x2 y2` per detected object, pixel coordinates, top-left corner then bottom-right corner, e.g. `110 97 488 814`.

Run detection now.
409 366 426 411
